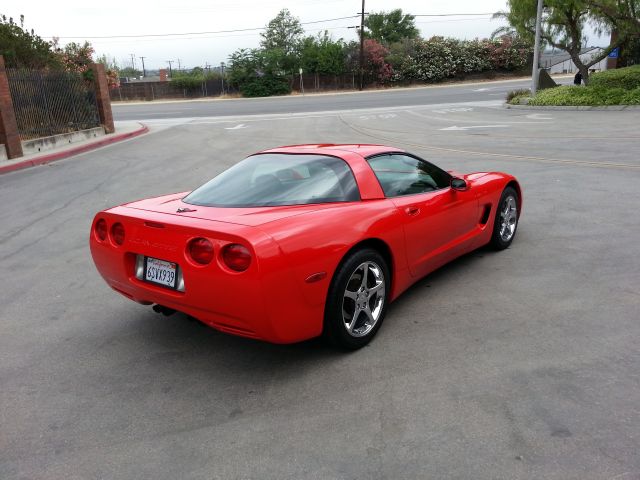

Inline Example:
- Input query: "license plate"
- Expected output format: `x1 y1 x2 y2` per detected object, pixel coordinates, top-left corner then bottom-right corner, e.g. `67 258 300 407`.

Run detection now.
144 257 177 289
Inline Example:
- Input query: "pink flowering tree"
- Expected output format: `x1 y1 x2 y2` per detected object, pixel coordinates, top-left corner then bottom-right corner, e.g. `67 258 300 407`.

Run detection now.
363 39 393 84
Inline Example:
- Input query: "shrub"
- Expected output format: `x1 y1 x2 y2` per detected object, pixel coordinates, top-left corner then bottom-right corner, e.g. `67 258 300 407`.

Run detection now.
241 76 291 97
528 85 640 106
588 65 640 90
170 75 204 92
506 88 530 104
397 36 533 83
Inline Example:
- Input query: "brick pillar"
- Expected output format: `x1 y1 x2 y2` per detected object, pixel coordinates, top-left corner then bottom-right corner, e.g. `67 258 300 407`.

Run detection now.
159 69 167 82
90 63 115 134
0 56 23 159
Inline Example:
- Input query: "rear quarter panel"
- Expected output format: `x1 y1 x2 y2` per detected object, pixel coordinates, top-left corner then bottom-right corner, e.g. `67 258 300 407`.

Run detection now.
258 200 410 314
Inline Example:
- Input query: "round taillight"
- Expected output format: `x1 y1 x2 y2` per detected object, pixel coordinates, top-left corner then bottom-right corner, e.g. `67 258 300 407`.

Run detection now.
111 223 125 246
95 219 108 241
188 238 214 265
222 244 252 272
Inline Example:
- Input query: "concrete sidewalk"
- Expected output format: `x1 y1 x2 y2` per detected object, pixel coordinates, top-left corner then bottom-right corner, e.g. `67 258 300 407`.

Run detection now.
0 121 148 175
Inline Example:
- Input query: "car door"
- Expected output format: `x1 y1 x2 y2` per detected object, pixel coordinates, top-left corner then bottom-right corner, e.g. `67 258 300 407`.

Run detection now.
367 154 479 279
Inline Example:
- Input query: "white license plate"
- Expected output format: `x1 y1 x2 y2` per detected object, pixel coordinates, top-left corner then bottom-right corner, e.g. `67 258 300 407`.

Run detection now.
144 257 177 289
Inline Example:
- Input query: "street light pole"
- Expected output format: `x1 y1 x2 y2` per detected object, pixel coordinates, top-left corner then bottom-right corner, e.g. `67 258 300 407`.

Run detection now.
531 0 544 95
359 0 365 91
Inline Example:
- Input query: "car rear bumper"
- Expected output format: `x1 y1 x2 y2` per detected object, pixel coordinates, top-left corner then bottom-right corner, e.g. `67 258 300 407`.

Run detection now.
90 210 325 343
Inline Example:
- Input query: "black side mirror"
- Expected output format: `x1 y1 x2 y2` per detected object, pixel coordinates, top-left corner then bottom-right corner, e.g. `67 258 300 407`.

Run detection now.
451 177 468 191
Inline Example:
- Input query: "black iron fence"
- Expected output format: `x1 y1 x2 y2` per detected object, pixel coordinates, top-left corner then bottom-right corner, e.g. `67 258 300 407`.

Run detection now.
6 69 101 140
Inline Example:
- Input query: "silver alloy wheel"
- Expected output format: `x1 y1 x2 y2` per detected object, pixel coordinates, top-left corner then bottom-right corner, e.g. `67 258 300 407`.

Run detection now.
500 195 518 242
342 261 386 337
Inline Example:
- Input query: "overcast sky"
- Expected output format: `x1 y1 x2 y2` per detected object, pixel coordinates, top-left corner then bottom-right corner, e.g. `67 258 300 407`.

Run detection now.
5 0 608 70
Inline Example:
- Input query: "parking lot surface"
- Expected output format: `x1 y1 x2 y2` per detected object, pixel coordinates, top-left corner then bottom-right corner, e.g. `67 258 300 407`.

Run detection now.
1 102 639 479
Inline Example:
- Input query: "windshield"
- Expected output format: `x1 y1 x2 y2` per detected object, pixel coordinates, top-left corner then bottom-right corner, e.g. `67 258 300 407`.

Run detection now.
183 153 360 207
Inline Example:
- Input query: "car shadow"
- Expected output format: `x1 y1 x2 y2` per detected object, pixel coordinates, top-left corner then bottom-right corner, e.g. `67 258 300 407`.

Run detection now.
385 245 499 313
111 245 503 381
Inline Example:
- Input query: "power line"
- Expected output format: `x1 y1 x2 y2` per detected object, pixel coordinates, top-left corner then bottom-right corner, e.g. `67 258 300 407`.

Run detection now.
49 15 359 39
49 13 496 40
414 13 495 17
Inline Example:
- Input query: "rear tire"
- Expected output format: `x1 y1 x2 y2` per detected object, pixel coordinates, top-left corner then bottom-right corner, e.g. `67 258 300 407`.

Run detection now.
490 186 519 250
323 248 389 350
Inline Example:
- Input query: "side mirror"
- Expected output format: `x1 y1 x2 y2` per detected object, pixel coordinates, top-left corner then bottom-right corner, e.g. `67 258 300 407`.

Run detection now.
451 177 468 191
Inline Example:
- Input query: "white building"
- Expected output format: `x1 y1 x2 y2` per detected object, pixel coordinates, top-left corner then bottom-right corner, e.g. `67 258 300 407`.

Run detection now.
541 47 609 74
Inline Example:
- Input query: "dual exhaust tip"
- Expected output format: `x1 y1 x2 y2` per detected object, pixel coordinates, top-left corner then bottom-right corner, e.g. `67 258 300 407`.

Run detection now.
152 304 176 316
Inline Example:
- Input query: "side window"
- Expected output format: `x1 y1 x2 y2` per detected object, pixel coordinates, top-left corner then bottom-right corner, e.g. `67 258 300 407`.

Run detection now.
367 154 451 198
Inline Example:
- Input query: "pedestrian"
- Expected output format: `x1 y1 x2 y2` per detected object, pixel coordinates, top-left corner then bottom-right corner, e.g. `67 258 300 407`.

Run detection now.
574 71 583 86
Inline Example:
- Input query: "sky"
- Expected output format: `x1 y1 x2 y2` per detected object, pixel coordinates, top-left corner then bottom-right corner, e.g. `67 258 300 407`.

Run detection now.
5 0 608 71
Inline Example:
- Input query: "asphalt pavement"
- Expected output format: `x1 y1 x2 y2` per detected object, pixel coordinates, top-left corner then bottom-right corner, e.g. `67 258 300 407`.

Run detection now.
112 77 556 121
1 96 639 479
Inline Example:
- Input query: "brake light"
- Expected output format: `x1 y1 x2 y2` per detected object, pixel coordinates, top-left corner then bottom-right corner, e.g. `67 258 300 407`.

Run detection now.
222 244 252 272
95 219 108 241
110 223 125 245
188 238 214 265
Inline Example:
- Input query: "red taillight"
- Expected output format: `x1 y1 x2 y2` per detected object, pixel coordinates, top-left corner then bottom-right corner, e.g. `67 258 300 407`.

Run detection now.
222 244 252 272
95 219 108 241
111 223 125 246
188 238 214 265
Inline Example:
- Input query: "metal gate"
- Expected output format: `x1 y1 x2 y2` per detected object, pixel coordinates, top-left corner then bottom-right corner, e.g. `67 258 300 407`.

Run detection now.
6 69 101 140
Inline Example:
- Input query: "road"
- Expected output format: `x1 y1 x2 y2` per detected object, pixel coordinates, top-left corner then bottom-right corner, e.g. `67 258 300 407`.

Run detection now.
113 77 558 121
2 96 640 479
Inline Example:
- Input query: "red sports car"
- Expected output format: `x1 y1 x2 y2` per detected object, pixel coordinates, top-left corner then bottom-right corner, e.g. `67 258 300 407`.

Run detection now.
90 144 521 349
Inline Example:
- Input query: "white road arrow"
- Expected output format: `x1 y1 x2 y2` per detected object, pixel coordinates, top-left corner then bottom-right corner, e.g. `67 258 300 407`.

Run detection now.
440 125 509 131
473 87 492 92
225 124 248 130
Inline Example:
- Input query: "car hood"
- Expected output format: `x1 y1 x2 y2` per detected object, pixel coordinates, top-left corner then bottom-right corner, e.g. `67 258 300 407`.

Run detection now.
121 192 353 227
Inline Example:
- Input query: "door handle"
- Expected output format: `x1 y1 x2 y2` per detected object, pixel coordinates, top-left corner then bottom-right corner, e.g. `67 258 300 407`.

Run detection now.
405 206 420 216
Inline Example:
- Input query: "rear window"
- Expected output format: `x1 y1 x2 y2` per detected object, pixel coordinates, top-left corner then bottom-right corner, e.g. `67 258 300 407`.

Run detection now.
183 153 360 207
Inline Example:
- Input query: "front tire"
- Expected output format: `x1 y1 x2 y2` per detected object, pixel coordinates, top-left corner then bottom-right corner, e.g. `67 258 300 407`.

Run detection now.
490 186 519 250
323 248 389 350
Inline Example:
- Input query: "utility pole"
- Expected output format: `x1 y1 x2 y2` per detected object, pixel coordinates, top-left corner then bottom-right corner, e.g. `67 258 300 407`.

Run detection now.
359 0 365 91
177 58 182 72
129 53 136 71
166 60 173 78
220 62 225 95
139 56 146 77
531 0 544 95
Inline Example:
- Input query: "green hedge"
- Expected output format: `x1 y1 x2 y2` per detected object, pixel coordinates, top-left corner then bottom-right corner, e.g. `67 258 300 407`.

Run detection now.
588 65 640 90
527 85 640 106
240 76 291 97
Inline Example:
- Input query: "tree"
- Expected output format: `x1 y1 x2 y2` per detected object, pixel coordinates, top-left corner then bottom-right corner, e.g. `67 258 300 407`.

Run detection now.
589 0 640 65
55 41 94 74
497 0 638 84
260 8 304 74
364 9 419 45
0 14 59 68
300 31 347 76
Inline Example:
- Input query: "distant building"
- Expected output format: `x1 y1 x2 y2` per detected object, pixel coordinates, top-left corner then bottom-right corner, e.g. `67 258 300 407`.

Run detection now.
541 47 609 74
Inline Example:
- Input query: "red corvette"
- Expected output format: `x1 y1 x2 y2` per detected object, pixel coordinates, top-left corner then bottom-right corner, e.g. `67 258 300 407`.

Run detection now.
90 144 521 349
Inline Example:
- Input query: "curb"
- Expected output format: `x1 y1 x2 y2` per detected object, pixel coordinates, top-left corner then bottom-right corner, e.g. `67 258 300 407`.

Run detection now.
0 123 149 175
504 104 640 111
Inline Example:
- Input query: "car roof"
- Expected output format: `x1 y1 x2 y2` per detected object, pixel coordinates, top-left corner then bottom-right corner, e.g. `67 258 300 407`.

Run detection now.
259 144 404 157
